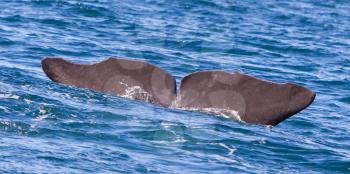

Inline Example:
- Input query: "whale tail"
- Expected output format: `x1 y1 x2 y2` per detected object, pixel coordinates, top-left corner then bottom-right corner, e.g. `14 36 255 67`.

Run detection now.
42 57 315 126
42 57 176 107
177 71 315 126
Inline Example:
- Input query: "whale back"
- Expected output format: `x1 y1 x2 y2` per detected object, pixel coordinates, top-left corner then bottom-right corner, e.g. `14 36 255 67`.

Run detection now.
42 57 177 107
177 71 316 126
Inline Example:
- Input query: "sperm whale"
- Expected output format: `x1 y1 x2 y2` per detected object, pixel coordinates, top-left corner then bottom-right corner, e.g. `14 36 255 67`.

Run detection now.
42 57 315 126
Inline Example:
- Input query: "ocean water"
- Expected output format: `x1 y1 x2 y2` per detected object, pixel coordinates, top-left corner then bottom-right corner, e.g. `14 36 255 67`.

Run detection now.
0 0 349 173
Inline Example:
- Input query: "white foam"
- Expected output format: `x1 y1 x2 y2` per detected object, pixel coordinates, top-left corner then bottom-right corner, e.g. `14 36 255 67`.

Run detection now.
24 98 33 104
34 114 50 122
33 106 50 122
175 106 243 122
0 93 20 100
115 84 243 122
217 143 237 155
119 82 155 103
210 154 238 164
38 107 47 115
170 96 243 122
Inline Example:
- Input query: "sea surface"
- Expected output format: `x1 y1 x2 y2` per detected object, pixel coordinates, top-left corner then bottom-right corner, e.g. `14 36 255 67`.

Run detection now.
0 0 349 173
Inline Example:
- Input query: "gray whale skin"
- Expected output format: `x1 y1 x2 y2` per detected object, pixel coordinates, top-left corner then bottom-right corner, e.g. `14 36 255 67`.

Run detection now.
42 57 316 126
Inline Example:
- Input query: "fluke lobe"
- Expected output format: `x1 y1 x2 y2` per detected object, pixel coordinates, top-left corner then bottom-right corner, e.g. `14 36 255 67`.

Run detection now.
42 57 316 126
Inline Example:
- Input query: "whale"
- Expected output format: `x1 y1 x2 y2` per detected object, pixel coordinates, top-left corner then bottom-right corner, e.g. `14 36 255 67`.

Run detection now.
42 57 316 126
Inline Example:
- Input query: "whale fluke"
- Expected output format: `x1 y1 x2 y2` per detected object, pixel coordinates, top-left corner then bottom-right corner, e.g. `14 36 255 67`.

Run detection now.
42 57 315 126
177 71 316 125
42 57 176 107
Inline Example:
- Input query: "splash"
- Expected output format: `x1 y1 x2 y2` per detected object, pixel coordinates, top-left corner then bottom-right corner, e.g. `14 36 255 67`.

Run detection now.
181 107 243 122
119 82 156 103
170 97 243 122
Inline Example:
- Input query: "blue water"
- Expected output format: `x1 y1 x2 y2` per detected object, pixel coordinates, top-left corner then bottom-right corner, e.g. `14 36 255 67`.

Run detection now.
0 0 349 173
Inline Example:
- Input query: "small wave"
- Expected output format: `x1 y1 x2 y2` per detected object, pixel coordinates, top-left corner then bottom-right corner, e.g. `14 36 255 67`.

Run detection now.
0 60 42 74
0 106 9 112
0 93 20 100
0 120 32 135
